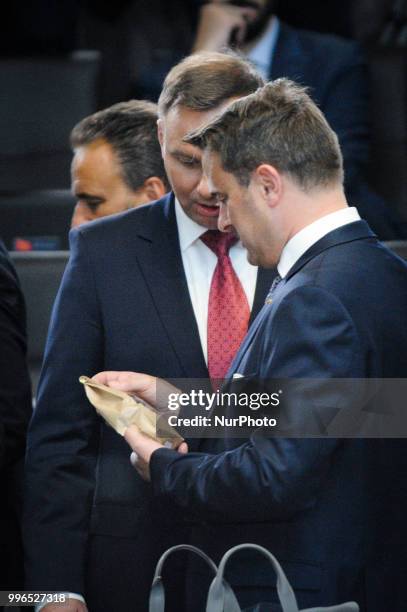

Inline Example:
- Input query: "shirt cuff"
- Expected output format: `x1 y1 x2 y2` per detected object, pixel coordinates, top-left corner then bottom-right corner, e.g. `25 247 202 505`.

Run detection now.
36 593 85 612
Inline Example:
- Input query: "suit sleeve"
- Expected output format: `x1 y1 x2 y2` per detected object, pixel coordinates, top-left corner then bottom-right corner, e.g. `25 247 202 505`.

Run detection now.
150 286 364 523
23 230 103 594
0 244 31 470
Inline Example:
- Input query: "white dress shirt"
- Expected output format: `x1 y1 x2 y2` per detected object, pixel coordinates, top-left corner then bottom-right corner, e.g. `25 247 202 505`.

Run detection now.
277 207 361 278
175 199 258 363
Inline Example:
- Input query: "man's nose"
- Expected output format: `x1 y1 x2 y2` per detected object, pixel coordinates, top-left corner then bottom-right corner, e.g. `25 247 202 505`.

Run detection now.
196 175 213 200
71 204 92 229
218 203 233 233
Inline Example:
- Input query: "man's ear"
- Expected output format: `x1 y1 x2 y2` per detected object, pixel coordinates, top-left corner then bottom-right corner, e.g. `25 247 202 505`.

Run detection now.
142 176 168 202
254 164 283 207
157 119 164 150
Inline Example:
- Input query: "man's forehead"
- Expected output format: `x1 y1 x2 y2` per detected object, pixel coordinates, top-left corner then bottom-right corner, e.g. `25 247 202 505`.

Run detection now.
163 100 235 139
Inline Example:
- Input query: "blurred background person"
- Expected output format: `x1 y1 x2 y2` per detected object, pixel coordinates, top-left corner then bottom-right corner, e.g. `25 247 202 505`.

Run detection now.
0 241 32 609
191 0 403 239
2 0 405 240
70 100 169 228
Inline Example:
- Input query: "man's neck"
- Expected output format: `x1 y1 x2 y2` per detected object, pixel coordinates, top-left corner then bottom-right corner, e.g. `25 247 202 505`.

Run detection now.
285 187 348 242
277 206 361 278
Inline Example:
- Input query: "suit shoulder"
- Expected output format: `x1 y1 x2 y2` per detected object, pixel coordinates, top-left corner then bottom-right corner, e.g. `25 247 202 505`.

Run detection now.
70 195 172 248
322 237 407 274
294 239 407 305
290 25 362 64
0 241 19 289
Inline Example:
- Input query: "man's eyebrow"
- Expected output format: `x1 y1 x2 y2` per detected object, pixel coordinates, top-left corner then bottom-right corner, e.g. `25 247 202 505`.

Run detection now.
171 148 200 160
75 192 104 203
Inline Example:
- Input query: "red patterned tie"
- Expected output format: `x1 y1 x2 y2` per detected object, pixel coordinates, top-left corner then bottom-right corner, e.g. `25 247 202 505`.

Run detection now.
201 230 250 381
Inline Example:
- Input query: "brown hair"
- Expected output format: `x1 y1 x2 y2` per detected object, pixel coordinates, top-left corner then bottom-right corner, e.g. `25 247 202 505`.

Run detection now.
158 51 264 116
71 100 169 190
186 78 344 191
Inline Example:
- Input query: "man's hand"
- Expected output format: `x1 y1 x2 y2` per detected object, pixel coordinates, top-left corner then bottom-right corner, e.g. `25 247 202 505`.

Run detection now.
91 371 159 407
193 0 258 51
41 601 87 612
125 425 188 481
91 372 188 480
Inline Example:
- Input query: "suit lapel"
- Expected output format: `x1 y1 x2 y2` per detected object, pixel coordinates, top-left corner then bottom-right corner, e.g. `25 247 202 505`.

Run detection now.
230 305 269 375
232 268 276 371
134 194 208 378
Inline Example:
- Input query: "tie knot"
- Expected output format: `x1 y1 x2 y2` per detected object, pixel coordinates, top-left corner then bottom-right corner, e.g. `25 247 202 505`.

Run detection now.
201 230 238 258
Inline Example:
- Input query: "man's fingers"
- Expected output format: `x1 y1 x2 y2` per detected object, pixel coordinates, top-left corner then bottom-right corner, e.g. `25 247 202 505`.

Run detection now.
92 370 145 389
178 442 189 454
91 371 158 405
124 424 142 450
91 370 123 385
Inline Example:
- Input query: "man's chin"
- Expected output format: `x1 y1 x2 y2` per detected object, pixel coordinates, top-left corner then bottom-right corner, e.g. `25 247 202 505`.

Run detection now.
247 249 274 268
246 250 260 266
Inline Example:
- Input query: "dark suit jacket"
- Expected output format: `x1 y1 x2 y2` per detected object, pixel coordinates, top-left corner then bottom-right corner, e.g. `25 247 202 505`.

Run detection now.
150 221 407 610
0 241 31 592
23 194 274 611
271 23 401 240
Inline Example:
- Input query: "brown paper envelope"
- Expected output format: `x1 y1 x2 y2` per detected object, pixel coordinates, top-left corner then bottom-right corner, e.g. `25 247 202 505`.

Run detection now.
79 376 183 447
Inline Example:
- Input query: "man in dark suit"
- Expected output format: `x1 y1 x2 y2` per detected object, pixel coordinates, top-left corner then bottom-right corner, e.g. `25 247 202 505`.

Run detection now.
0 241 31 606
23 52 274 612
103 79 407 610
193 0 401 239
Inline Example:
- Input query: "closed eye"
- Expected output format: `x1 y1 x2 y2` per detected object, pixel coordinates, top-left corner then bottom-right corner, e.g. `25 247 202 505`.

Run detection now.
173 153 201 167
76 194 105 211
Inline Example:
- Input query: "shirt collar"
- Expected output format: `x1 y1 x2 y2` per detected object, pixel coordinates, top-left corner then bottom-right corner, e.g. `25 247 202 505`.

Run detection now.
247 16 280 80
174 197 211 251
278 207 361 278
174 197 247 253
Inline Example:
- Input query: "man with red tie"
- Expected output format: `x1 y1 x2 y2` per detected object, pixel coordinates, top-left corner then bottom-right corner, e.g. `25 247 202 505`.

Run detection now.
24 51 275 612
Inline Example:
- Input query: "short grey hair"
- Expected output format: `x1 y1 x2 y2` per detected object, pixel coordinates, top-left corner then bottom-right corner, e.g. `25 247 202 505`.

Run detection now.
185 78 344 191
158 50 264 116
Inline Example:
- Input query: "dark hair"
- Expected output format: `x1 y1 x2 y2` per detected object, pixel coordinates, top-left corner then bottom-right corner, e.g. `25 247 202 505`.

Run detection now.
158 50 264 116
186 78 344 191
70 100 169 191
